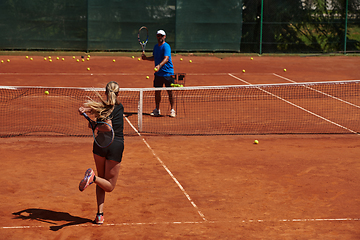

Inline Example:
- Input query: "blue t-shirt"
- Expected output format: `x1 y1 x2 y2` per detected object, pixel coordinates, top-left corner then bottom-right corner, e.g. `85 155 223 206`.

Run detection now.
153 42 174 77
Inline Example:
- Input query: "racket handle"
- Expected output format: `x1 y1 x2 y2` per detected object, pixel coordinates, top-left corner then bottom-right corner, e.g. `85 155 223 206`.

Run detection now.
82 112 91 122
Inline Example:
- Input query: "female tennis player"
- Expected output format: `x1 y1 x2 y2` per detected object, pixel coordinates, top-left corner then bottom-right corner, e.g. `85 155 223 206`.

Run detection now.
78 81 124 225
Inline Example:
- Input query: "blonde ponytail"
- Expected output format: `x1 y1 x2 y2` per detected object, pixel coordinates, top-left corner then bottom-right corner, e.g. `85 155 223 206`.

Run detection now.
84 81 120 120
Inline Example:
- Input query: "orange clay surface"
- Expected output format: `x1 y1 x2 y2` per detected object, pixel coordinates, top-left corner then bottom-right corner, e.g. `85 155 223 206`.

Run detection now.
1 54 360 239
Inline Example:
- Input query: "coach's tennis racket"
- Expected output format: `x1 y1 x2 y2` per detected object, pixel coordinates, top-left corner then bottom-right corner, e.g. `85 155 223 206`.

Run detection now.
138 26 149 53
82 113 114 148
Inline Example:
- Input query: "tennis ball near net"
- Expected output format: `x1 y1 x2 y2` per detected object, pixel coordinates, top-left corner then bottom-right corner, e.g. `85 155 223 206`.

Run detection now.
254 140 259 144
44 91 49 95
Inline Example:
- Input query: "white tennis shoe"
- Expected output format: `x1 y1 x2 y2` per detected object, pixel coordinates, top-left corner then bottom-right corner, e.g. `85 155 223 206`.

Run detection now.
170 109 176 118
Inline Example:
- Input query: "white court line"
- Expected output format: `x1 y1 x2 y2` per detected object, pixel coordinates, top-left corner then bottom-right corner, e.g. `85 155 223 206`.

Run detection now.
273 73 360 109
123 115 207 221
228 73 359 135
2 218 360 229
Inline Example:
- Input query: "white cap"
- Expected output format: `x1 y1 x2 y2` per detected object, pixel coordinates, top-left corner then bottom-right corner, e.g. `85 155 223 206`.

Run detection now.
156 30 166 36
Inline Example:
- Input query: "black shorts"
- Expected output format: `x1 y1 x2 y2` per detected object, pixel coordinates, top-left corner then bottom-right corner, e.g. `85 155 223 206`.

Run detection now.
93 138 124 162
154 75 174 87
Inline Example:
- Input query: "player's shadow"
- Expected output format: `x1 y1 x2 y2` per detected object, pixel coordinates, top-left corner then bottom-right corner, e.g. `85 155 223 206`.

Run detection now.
12 208 93 231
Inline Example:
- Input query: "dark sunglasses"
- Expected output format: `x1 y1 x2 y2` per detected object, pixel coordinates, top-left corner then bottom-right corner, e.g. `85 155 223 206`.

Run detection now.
157 34 164 37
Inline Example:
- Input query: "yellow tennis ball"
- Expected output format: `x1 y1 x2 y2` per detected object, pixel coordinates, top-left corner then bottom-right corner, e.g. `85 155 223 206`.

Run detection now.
180 58 183 61
77 59 80 62
146 76 149 79
138 58 141 61
49 59 52 62
25 56 28 59
44 57 47 61
30 58 33 61
87 55 91 58
284 69 287 72
113 59 116 62
48 56 51 59
87 58 90 61
131 56 134 59
82 59 85 62
242 69 245 73
189 60 192 63
254 140 259 144
62 58 65 61
87 67 90 71
56 57 59 60
44 91 49 95
7 59 10 62
1 60 3 63
154 67 158 71
73 56 76 59
251 57 253 60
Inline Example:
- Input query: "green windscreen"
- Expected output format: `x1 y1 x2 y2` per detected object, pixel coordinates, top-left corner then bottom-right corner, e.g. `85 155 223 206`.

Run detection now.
0 0 87 50
0 0 243 52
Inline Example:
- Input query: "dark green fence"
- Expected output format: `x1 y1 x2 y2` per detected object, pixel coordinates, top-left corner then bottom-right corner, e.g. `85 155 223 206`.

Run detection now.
241 0 360 53
0 0 359 53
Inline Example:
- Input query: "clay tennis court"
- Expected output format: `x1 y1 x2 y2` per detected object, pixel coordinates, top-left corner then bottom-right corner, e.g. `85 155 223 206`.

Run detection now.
1 54 360 239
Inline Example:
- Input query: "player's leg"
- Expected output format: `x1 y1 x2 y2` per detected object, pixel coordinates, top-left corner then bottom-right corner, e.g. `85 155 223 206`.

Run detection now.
151 75 163 116
164 76 176 117
93 154 121 224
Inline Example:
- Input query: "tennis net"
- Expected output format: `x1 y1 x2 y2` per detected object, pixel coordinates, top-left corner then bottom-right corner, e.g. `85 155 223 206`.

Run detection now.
1 80 360 137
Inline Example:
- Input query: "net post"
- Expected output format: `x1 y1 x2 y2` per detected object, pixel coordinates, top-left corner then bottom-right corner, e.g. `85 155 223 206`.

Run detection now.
138 89 143 132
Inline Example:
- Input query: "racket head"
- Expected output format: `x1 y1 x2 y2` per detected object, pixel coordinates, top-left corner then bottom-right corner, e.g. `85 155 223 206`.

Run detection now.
138 26 149 51
92 121 115 148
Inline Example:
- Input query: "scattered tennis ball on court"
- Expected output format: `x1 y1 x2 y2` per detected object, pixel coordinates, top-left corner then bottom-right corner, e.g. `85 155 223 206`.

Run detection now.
242 69 246 73
284 68 287 72
87 55 91 58
82 59 85 62
87 67 90 71
44 91 49 95
44 57 47 61
49 59 52 62
146 76 149 79
87 58 90 61
189 60 192 63
1 60 3 63
250 57 253 60
254 140 259 144
77 59 80 62
138 58 141 61
62 58 65 61
56 57 59 60
25 56 28 59
113 59 116 62
7 59 10 62
48 56 51 59
30 58 33 61
73 56 75 59
180 58 183 61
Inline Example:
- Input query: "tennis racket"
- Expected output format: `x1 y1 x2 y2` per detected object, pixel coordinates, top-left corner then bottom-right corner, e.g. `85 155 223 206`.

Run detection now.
138 26 149 53
82 113 115 148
